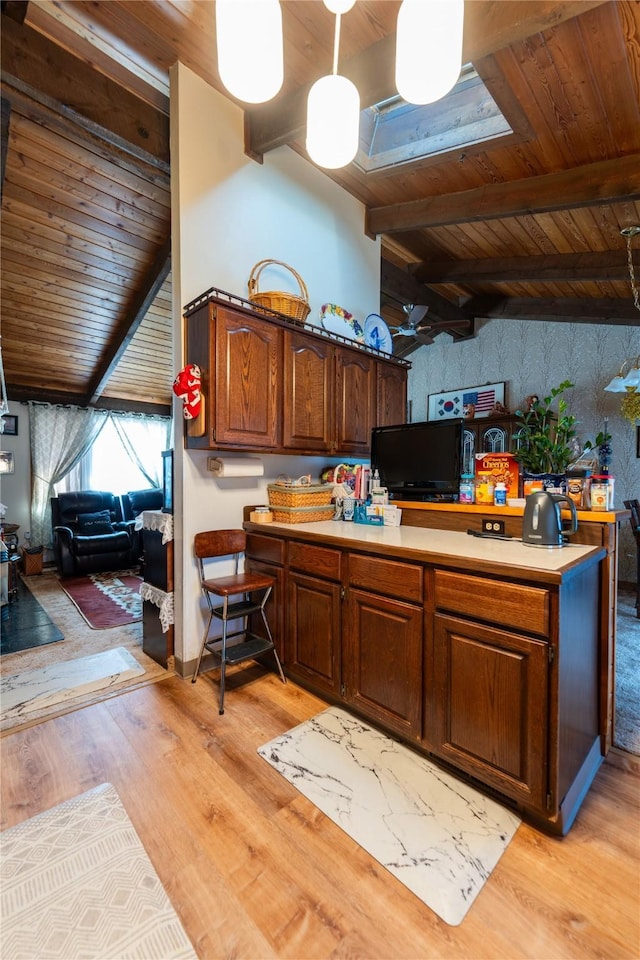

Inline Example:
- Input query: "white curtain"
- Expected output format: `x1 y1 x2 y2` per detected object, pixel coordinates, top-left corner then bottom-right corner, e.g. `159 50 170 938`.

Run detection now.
29 403 109 548
110 413 171 489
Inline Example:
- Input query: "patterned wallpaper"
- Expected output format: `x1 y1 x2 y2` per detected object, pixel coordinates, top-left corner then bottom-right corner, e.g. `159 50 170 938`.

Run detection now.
407 318 640 584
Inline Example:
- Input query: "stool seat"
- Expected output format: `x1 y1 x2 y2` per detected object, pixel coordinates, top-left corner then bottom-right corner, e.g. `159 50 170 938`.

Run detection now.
192 528 286 713
201 571 274 596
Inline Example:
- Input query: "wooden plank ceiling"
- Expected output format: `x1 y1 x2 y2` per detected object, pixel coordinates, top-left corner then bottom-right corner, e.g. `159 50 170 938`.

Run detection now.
1 0 639 411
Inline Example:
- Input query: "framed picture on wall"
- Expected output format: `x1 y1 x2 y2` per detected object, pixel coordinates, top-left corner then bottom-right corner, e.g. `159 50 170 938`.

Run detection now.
427 382 505 421
2 415 18 436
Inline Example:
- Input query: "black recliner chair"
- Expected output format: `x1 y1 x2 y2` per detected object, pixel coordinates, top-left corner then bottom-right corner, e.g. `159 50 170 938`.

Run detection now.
51 491 136 577
120 487 164 564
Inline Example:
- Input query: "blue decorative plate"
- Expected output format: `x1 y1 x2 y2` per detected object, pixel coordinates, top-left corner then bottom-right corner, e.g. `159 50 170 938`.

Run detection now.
364 314 393 354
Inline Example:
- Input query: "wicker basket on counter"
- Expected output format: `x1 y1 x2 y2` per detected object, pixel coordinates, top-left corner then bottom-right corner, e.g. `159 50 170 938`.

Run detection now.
267 481 334 508
248 259 311 321
270 504 335 524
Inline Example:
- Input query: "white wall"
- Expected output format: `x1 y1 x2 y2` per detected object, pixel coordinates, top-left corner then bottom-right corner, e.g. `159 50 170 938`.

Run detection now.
170 62 381 668
408 321 640 582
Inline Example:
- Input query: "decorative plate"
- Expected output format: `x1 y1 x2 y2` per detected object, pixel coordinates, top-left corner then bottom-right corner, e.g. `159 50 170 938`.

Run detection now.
364 314 393 354
320 303 364 342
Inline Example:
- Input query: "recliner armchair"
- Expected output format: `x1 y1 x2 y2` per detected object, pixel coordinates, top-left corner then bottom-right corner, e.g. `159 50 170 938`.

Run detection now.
51 490 136 577
120 487 164 565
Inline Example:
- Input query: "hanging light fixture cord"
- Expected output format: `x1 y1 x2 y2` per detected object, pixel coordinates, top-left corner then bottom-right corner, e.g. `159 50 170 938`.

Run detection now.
332 13 342 75
621 225 640 313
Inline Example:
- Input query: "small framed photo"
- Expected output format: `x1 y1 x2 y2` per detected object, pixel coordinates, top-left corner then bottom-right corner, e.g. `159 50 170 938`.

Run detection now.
2 415 18 436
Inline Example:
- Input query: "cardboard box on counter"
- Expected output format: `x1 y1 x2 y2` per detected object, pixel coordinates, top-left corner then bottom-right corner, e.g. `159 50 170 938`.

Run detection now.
474 452 520 500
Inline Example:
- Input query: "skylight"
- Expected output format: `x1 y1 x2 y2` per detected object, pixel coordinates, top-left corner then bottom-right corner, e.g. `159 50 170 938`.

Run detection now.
355 66 513 173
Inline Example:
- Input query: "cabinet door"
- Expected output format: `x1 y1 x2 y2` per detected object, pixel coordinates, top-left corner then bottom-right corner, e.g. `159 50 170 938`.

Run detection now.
376 361 407 427
287 572 341 696
344 589 422 739
430 614 548 809
214 306 282 447
245 558 285 662
334 348 375 454
282 331 334 451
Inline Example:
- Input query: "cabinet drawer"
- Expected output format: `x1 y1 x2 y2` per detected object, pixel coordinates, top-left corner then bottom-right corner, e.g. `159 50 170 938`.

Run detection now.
434 570 550 636
246 533 285 565
348 553 423 604
289 541 342 581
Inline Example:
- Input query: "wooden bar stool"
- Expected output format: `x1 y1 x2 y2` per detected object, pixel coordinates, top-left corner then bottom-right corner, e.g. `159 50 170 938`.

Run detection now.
192 529 286 713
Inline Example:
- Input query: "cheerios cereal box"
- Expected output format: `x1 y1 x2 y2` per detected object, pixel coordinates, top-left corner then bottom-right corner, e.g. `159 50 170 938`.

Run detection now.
474 452 520 500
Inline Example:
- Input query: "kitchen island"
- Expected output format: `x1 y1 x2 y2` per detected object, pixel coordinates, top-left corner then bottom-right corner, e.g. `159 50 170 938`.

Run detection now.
244 517 607 835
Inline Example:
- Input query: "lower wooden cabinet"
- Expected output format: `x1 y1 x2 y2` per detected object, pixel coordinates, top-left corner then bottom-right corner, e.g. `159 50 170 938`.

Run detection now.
244 523 604 833
245 557 285 661
430 614 549 809
287 571 342 696
344 589 423 739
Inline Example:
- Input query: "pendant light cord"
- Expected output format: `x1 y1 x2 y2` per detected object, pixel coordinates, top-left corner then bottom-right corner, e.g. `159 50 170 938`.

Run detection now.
332 13 341 76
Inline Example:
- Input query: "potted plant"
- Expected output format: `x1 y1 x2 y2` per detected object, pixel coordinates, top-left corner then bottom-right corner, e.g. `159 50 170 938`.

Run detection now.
514 380 584 493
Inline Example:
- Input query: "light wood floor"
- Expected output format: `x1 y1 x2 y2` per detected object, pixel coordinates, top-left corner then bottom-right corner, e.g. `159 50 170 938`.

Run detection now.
1 665 639 960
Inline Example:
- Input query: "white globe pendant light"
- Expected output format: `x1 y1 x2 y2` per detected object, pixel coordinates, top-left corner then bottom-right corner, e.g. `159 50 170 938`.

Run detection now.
307 74 360 169
395 0 464 105
216 0 283 104
306 2 360 169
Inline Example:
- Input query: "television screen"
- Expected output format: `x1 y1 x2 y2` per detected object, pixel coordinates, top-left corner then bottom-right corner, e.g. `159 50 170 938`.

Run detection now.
371 419 463 501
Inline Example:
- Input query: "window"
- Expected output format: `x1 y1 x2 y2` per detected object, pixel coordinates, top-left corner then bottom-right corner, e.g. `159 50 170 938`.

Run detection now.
56 414 171 496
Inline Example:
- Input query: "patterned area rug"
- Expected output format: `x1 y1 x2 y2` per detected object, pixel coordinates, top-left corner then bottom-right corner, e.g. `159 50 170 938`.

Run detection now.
59 570 142 629
0 782 196 959
259 706 521 926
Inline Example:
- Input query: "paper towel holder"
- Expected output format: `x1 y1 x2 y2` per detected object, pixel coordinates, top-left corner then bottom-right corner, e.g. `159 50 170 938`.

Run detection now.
207 456 264 478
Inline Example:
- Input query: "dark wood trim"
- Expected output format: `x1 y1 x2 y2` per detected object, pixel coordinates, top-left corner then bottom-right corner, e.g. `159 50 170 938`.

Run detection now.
415 250 638 284
89 237 172 403
1 17 169 168
367 155 640 235
463 296 640 324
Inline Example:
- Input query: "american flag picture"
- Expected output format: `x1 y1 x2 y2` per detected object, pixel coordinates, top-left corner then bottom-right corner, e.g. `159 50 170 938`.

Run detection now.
462 388 495 412
427 382 505 421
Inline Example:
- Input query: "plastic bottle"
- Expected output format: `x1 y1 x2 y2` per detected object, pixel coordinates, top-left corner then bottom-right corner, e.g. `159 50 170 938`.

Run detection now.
494 481 507 506
459 474 475 504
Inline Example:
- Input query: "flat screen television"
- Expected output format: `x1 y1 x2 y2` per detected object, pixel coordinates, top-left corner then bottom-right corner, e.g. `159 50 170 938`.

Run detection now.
371 418 463 501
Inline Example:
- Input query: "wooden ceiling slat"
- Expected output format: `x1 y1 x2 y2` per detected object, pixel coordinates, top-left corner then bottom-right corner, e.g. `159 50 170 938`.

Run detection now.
1 198 153 262
1 246 133 294
8 110 170 205
1 234 137 288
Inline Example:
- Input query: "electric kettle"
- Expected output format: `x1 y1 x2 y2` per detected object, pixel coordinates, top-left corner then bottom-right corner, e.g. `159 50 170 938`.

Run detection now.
522 490 578 547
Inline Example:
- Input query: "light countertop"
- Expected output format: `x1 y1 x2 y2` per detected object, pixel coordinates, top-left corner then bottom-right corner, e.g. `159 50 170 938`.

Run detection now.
246 519 605 581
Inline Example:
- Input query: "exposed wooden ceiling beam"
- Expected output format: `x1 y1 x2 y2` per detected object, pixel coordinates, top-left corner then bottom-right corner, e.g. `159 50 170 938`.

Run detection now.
464 296 640 324
89 237 172 404
415 250 639 284
244 0 608 158
1 16 169 168
368 155 640 235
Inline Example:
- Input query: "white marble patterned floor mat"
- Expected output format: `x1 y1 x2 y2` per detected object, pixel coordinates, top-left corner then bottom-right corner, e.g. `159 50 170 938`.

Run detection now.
258 706 521 926
0 647 144 727
0 782 196 959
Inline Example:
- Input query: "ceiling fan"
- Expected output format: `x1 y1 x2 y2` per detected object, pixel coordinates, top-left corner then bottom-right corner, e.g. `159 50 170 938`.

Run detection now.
388 304 433 342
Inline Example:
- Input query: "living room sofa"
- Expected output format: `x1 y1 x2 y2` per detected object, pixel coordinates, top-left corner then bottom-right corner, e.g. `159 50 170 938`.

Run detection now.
51 491 136 577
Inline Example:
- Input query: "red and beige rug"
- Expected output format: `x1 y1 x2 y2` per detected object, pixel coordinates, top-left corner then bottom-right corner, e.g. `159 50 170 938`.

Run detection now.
59 570 142 629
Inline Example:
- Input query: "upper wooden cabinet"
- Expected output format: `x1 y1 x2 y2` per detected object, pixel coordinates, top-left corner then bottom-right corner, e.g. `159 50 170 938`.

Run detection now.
184 291 409 455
